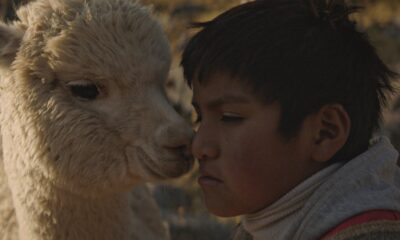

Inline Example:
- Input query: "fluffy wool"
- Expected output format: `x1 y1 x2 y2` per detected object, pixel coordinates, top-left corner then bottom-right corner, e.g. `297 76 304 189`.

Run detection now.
0 0 193 239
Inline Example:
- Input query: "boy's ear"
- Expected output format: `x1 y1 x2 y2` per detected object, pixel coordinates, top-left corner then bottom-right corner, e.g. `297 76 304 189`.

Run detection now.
311 104 350 163
0 22 24 71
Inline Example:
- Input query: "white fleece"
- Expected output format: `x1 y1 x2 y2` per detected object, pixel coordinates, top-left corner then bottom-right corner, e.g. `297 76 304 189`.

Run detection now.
0 0 194 239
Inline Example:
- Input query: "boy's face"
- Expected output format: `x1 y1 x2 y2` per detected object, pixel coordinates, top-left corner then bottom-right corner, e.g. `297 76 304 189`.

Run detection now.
191 73 325 217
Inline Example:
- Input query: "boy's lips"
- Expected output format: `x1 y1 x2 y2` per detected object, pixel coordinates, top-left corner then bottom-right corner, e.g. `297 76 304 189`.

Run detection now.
198 167 223 186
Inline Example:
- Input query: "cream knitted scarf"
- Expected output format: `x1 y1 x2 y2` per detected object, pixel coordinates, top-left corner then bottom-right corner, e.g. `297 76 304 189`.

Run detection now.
242 162 344 240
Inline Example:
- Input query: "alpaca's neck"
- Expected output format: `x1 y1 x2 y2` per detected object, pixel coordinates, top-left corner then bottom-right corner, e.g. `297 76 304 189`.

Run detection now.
1 131 135 240
10 176 135 240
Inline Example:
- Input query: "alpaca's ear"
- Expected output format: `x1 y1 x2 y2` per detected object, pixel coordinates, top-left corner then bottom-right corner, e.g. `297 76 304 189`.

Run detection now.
0 22 24 70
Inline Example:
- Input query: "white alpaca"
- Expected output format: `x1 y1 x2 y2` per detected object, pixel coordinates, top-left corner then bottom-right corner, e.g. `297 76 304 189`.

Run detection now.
0 0 194 239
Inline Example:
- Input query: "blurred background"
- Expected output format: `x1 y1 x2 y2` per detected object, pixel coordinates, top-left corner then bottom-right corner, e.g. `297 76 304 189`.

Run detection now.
0 0 399 239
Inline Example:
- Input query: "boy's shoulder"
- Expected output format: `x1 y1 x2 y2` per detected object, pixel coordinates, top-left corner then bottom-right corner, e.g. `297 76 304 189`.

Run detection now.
321 210 400 240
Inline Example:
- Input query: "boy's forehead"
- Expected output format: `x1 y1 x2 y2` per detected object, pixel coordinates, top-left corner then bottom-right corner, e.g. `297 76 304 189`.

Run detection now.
192 73 275 109
193 72 248 90
192 74 256 105
193 74 239 94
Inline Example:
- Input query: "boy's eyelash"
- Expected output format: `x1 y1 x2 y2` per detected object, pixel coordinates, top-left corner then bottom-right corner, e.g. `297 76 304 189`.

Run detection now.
221 114 244 122
193 113 243 124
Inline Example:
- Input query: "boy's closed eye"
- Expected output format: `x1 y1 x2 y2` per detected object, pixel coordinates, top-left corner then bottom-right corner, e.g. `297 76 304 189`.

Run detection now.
193 112 244 124
220 112 244 123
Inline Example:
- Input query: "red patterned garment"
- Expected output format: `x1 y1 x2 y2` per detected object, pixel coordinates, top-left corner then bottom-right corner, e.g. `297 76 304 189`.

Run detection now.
320 210 400 240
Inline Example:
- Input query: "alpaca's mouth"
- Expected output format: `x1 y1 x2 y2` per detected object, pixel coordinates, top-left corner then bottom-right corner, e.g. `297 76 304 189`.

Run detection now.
134 146 193 180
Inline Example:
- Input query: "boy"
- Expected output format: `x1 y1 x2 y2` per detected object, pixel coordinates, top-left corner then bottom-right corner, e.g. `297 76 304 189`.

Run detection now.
181 0 400 239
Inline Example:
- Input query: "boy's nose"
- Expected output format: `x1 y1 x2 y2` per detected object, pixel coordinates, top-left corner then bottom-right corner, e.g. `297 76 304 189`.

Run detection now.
191 129 219 160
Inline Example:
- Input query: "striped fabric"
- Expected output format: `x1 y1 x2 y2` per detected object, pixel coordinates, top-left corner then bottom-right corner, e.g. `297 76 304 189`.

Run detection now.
321 210 400 240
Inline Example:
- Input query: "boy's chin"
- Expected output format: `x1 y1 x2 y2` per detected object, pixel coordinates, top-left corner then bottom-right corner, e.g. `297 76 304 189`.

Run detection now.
203 197 248 218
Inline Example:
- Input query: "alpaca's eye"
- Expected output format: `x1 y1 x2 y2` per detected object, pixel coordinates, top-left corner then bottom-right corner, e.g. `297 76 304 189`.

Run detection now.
67 81 100 101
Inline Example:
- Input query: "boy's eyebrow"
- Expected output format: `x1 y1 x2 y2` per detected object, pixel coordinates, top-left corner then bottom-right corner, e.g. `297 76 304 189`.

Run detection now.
192 95 250 109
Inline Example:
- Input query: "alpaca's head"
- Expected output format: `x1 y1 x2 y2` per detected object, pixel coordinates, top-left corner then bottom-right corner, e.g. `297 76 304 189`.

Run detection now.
0 0 193 196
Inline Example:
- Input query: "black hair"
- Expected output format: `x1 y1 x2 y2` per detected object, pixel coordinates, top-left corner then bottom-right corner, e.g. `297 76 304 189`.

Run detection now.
181 0 397 163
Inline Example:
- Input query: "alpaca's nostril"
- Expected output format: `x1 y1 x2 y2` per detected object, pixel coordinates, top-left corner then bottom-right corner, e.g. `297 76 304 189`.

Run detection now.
155 123 194 150
165 145 193 161
162 145 193 161
180 145 193 161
